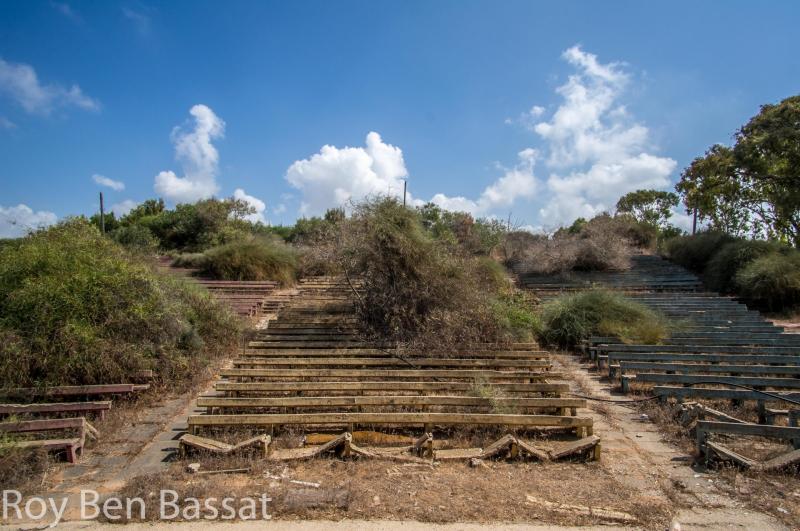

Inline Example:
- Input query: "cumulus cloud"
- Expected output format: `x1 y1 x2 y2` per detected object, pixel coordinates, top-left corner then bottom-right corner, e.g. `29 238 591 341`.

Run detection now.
282 46 675 227
0 204 58 237
0 57 99 115
285 132 409 216
92 173 125 191
430 148 538 216
233 188 267 224
532 46 676 227
111 199 138 217
154 104 224 203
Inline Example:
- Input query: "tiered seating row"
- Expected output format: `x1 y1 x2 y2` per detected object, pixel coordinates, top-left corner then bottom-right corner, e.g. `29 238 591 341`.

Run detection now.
188 277 596 448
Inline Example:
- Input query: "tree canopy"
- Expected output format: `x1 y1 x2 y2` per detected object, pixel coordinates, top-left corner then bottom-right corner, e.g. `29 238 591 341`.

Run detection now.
676 95 800 246
615 189 679 229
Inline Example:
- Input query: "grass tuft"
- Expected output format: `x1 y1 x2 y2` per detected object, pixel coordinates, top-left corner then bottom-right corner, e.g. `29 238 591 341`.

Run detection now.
537 289 669 349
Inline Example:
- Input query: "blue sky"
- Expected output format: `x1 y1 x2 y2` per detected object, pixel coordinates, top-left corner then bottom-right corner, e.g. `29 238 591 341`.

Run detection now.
1 1 798 235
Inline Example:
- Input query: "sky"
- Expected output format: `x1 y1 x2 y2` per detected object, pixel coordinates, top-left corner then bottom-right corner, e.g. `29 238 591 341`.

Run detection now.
1 1 798 236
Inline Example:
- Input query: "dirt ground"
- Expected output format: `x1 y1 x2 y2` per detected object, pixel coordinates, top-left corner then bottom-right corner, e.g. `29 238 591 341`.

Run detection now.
2 352 796 530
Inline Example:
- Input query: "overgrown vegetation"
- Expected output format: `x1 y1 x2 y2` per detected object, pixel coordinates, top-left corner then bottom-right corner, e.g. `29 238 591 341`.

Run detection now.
537 290 669 349
172 237 298 284
516 214 638 275
315 197 537 350
676 94 799 246
0 219 242 389
662 232 800 312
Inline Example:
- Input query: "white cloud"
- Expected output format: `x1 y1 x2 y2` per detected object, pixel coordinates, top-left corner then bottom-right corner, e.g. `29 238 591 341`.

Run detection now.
233 188 267 224
0 116 15 129
430 148 538 216
92 173 125 191
272 203 287 215
52 2 81 22
154 104 224 203
111 199 138 217
285 131 409 216
122 7 151 36
0 204 58 238
530 45 676 226
0 57 99 115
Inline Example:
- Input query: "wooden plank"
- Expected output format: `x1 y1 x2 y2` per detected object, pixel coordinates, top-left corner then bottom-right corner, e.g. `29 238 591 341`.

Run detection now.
220 369 558 380
653 386 800 402
599 344 798 354
625 373 800 390
696 420 800 440
0 384 138 398
0 401 111 417
197 396 585 409
758 448 800 471
188 412 593 428
609 353 800 365
233 357 551 368
0 417 87 433
216 381 569 394
619 362 800 376
244 349 550 359
548 435 601 460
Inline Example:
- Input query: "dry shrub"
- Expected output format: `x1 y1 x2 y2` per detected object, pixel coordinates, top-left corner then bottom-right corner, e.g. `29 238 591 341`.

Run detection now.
519 216 634 275
332 198 536 350
0 445 50 494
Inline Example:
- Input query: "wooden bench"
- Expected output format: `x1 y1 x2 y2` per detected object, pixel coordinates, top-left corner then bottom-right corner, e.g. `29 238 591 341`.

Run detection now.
696 420 800 460
196 396 586 415
622 373 800 393
216 381 569 396
613 362 800 380
0 417 96 463
187 412 594 437
0 384 149 399
0 401 112 420
220 368 559 381
179 433 271 458
232 357 552 369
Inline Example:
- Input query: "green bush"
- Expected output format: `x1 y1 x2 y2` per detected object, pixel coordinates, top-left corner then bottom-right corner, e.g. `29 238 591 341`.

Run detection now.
200 239 298 285
490 294 541 341
662 232 736 272
704 240 787 293
538 290 669 349
110 224 159 253
171 252 208 269
736 253 800 312
0 219 241 389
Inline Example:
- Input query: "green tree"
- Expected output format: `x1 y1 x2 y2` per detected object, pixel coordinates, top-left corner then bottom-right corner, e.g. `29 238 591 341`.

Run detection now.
615 189 679 229
676 95 800 246
734 95 800 246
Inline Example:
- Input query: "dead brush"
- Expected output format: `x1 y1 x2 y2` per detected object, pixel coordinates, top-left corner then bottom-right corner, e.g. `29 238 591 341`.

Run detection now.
328 197 535 353
519 215 635 275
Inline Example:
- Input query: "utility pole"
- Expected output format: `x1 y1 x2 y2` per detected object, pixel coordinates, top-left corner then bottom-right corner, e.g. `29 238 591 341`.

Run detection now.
507 211 512 231
692 207 697 235
99 192 106 234
403 180 407 207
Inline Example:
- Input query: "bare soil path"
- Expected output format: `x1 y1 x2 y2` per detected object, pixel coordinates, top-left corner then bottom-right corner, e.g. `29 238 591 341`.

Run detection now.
551 352 788 530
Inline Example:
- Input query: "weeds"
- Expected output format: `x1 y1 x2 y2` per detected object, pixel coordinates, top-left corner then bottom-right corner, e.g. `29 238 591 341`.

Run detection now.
200 238 298 285
537 289 669 349
0 219 241 389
